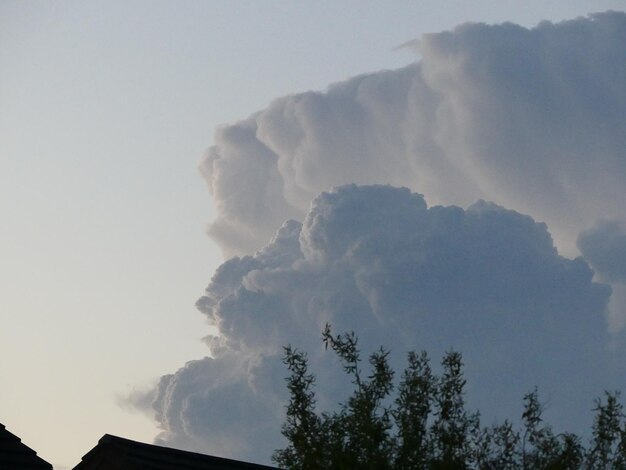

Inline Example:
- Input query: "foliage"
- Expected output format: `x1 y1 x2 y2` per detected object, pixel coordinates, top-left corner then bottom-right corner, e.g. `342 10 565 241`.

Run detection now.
272 325 626 469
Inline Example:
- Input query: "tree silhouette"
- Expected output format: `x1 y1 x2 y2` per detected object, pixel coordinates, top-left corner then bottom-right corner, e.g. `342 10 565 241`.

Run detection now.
272 325 626 469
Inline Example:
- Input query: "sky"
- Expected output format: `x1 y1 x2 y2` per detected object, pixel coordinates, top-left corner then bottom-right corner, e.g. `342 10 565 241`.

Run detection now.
1 1 625 468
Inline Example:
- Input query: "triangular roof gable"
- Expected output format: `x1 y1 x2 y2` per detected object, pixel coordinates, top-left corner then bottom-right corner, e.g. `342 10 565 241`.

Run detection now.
73 434 279 470
0 423 53 470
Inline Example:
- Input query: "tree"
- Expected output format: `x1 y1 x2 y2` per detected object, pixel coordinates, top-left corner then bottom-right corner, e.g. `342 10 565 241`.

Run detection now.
393 351 434 468
520 387 583 469
430 351 478 469
587 391 626 469
275 345 323 469
272 325 626 469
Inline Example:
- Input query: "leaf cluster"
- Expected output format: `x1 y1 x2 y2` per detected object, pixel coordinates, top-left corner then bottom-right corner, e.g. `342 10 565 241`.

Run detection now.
272 325 626 469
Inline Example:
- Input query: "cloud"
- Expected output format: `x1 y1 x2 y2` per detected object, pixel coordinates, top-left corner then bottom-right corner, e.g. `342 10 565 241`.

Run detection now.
151 353 285 459
116 386 156 416
578 219 626 331
578 220 626 283
150 185 619 463
142 11 626 464
201 12 626 260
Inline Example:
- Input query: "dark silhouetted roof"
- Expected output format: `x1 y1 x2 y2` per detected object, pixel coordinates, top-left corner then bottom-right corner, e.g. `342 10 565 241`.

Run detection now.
73 434 279 470
0 422 53 469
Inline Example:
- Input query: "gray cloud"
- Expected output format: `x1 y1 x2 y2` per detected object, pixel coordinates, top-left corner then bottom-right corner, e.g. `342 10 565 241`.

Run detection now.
144 11 626 464
151 185 618 463
578 220 626 283
578 220 626 331
151 354 285 460
201 12 626 259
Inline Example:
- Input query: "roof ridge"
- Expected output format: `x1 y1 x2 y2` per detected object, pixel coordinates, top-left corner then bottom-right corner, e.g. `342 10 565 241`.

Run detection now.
75 434 279 469
0 422 53 469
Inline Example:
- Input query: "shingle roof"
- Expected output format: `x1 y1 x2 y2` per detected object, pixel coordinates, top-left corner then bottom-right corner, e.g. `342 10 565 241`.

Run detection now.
0 422 53 469
73 434 279 470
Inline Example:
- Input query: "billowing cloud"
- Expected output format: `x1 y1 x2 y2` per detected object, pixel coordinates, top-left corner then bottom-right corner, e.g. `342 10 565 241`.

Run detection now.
578 220 626 283
201 11 626 259
578 219 626 331
151 185 619 463
142 11 626 465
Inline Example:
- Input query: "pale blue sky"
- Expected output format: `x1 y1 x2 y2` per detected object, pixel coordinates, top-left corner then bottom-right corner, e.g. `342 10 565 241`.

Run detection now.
1 1 624 468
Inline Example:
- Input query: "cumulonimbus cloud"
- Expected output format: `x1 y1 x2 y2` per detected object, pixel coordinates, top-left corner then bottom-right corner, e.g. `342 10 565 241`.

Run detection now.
151 185 620 463
142 12 626 464
578 219 626 331
578 220 626 284
202 11 626 259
